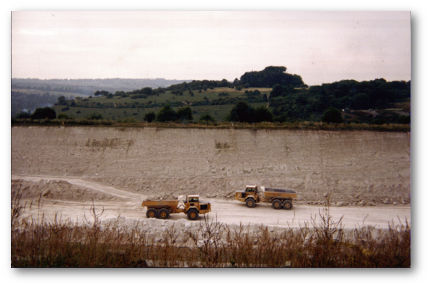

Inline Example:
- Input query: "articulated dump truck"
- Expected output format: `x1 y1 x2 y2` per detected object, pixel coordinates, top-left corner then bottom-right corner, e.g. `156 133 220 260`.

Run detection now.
235 185 297 210
141 195 211 220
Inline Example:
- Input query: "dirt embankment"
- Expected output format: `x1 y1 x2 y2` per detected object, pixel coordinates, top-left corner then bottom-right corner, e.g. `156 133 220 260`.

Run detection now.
12 126 410 206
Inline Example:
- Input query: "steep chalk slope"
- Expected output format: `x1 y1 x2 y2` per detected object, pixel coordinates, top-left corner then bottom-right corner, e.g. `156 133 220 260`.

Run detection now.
12 126 410 205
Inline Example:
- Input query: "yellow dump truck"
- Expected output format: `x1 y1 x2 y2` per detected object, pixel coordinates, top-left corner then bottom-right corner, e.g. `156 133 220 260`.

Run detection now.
141 195 211 220
235 185 297 209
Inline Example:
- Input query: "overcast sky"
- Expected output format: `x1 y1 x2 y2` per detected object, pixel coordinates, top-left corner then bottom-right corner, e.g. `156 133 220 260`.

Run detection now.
11 11 410 85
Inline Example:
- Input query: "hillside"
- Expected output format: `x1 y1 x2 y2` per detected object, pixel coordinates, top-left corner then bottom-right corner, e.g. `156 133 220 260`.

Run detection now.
12 66 410 124
11 78 188 116
52 87 271 122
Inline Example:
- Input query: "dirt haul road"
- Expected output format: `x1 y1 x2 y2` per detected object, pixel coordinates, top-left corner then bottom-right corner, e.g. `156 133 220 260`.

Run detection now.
12 176 410 230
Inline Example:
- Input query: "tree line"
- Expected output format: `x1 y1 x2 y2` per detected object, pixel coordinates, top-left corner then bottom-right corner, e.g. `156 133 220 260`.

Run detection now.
15 66 410 125
269 78 410 123
92 66 304 99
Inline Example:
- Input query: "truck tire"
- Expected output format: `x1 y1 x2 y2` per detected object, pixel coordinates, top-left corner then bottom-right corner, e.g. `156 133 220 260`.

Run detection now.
283 200 293 210
146 208 157 218
159 208 170 219
245 198 256 208
187 209 199 220
272 199 282 209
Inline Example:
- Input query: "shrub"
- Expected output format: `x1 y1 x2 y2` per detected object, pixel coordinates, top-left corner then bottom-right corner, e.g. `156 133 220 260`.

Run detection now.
229 102 252 122
16 111 31 119
322 107 343 123
156 105 177 122
144 112 156 123
199 114 216 125
229 103 273 123
58 113 71 119
88 113 103 120
31 107 56 120
254 106 273 122
177 107 193 121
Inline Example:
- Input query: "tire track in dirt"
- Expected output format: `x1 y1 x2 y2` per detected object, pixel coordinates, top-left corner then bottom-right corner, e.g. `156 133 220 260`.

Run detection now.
12 175 144 201
12 174 410 230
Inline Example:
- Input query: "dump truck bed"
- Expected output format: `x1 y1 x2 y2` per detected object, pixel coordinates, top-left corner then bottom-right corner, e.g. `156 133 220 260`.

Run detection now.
264 188 297 199
141 200 179 210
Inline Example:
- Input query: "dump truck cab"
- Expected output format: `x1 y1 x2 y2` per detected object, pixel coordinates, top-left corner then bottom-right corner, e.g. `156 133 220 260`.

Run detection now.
185 194 211 210
235 185 261 208
183 195 211 220
185 194 200 203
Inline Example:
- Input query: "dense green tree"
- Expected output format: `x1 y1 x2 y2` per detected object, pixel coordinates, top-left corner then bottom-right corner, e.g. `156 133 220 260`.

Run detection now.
351 93 371 109
94 90 112 97
141 87 153 95
322 107 343 123
114 91 127 97
269 78 410 122
156 105 177 122
220 79 230 87
167 79 231 93
254 106 273 122
240 66 305 88
229 103 273 123
31 107 56 120
229 102 253 122
270 84 295 98
177 106 193 121
232 78 241 89
144 112 156 122
16 111 31 119
199 114 216 125
270 84 284 98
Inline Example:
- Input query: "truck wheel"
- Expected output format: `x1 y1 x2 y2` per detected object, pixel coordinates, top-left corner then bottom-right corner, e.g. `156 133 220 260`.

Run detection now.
187 209 199 220
283 200 293 210
245 198 256 208
146 208 157 218
272 199 282 209
159 208 170 219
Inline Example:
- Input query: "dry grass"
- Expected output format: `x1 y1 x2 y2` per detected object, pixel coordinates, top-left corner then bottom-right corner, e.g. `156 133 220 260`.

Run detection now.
11 190 410 268
12 118 410 132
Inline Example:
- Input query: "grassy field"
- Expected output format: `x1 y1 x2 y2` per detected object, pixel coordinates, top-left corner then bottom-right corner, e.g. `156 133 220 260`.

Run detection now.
52 87 270 122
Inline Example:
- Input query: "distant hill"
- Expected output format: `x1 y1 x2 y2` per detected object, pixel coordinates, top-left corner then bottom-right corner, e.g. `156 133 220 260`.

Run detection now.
11 78 189 116
12 67 410 125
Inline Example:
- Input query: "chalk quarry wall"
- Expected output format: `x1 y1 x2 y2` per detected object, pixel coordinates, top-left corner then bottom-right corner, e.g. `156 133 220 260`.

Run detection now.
12 126 410 205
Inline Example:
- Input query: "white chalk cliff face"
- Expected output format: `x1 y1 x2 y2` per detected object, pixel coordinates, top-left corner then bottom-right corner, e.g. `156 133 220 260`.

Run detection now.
12 126 410 205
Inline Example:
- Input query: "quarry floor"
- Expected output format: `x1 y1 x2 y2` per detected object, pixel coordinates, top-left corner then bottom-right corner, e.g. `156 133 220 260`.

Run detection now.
12 175 410 231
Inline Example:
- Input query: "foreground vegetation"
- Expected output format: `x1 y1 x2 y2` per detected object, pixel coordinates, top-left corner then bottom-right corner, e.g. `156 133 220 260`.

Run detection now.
12 191 410 268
